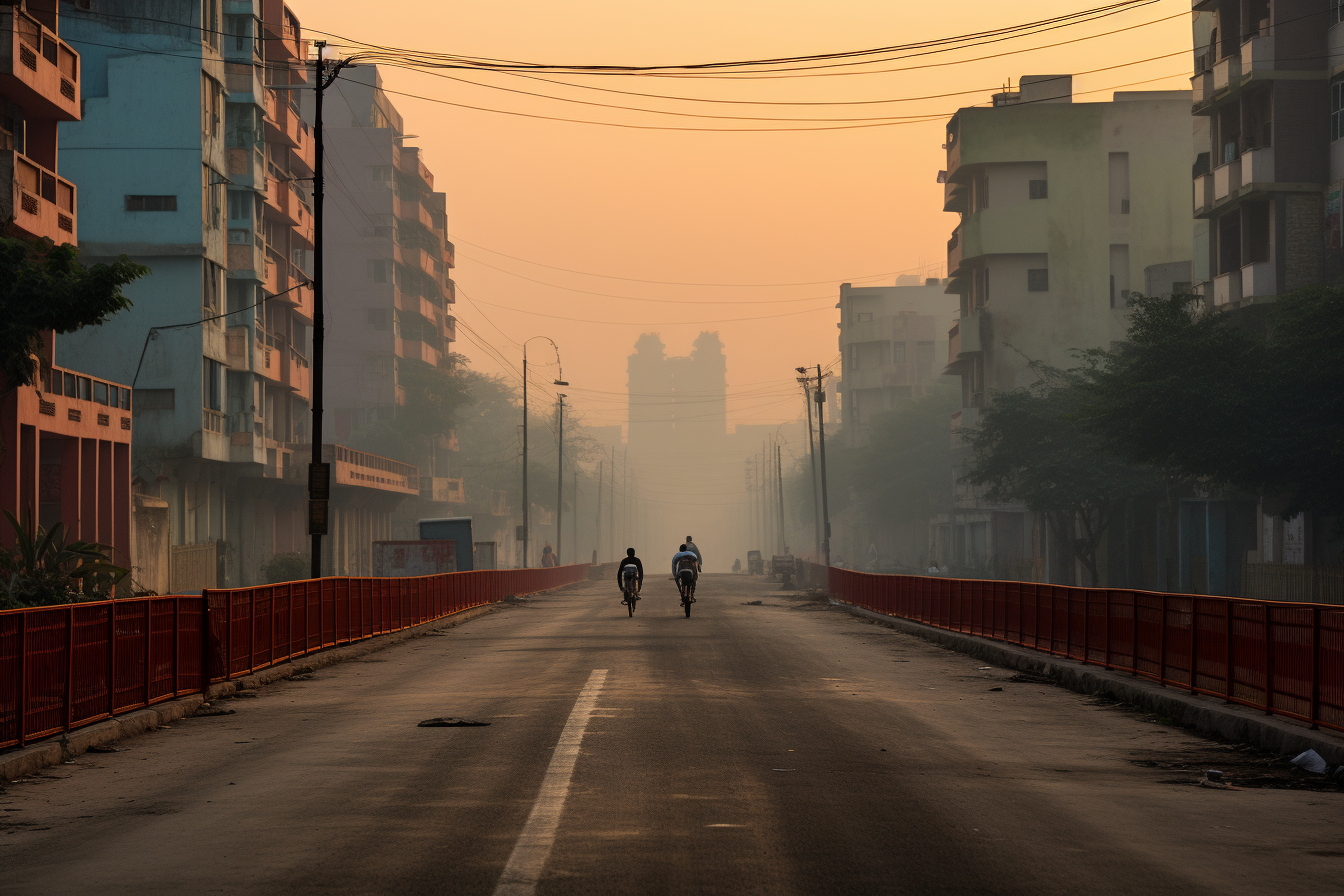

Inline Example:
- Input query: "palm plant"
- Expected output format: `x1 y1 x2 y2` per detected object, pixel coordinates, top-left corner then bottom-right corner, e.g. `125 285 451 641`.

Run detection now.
0 511 128 609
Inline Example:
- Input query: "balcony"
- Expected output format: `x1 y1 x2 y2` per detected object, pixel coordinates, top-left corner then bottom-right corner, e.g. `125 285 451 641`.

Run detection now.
397 145 434 189
325 444 419 496
943 179 968 213
1212 54 1241 92
1241 33 1273 74
947 228 963 277
283 346 310 398
444 240 455 268
1241 261 1276 300
1213 159 1241 202
263 177 300 225
1190 70 1212 105
290 118 314 176
420 477 467 503
947 322 960 364
443 314 456 342
1193 173 1213 216
261 1 303 62
1 150 74 244
961 310 986 353
262 90 298 148
0 9 80 122
1212 270 1242 307
444 278 456 305
950 407 980 450
1241 145 1274 185
227 229 264 277
30 363 132 443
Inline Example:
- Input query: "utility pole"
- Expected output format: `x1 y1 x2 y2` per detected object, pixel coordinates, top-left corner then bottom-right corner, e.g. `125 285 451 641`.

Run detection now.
556 392 566 565
622 447 629 548
521 338 564 568
595 459 603 563
608 452 615 558
816 364 832 568
798 371 821 563
308 42 355 579
777 442 786 554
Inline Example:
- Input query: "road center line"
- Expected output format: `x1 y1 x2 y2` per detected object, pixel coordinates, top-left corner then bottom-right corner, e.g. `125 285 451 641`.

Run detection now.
492 669 609 896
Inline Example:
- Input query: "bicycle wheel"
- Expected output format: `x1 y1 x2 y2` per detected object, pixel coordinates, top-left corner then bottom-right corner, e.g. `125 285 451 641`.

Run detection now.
684 596 691 617
627 592 635 616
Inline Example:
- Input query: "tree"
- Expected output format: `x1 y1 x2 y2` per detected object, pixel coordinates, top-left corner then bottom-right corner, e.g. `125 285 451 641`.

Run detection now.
1082 287 1344 521
964 363 1157 585
0 237 148 389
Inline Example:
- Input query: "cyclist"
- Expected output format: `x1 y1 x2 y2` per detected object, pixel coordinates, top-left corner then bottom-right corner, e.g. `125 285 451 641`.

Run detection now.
671 542 700 592
616 548 643 604
684 535 703 569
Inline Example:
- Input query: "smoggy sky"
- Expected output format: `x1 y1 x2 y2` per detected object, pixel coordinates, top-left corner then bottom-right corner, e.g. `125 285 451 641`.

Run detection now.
294 0 1191 433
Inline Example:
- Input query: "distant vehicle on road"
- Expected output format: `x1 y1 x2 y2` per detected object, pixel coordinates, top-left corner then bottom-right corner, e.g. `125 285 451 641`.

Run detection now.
747 551 764 575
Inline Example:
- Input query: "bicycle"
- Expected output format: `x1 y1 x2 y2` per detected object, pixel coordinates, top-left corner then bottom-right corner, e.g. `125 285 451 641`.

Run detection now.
676 568 696 617
620 568 640 616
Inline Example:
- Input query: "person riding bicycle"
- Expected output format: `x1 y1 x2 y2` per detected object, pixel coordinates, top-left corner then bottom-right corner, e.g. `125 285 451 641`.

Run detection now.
671 543 700 586
616 548 643 602
684 535 703 569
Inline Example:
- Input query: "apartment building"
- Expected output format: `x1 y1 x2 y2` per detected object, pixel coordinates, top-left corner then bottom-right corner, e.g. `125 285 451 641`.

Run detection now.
1191 0 1332 305
58 1 417 587
0 1 133 581
835 276 956 448
1190 0 1342 585
939 76 1194 582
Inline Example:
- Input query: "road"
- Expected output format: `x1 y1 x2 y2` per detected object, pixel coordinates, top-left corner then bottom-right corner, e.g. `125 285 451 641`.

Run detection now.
2 574 1340 895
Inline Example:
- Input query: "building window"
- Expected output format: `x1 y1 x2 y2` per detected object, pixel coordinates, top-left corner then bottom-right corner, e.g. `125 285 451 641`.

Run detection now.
368 165 393 183
368 260 388 282
852 311 873 324
892 341 907 363
125 195 177 211
1332 81 1344 142
203 260 223 313
203 358 223 411
848 347 859 370
1333 0 1344 25
1027 269 1049 292
367 309 390 330
135 389 175 412
1028 179 1048 200
202 0 219 49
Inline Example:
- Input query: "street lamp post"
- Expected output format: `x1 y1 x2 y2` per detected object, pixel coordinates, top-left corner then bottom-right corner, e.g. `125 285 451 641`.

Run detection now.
815 364 832 569
797 368 822 564
521 337 564 568
556 392 567 565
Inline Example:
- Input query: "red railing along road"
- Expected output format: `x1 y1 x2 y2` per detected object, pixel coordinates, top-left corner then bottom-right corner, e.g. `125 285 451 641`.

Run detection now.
0 564 587 750
819 564 1344 734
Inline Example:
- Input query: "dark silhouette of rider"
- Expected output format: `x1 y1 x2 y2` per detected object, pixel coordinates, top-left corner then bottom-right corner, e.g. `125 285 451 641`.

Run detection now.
616 548 643 597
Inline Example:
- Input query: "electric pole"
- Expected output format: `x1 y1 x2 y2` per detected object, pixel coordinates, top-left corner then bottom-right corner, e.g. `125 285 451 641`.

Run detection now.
776 442 786 554
556 392 566 565
815 364 832 568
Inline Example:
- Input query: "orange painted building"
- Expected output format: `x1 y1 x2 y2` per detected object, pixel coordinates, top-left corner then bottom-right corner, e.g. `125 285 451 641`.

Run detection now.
0 2 131 572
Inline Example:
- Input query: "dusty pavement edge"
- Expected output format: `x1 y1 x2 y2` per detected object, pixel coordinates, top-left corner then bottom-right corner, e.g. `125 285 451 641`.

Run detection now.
1 598 515 783
832 600 1344 766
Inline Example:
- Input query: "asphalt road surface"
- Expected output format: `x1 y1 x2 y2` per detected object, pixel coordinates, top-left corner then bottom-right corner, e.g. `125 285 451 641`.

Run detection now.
2 574 1340 895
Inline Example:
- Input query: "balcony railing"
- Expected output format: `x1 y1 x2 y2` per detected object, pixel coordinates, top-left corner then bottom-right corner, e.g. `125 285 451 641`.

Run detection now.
1 150 75 244
325 444 419 495
0 8 80 121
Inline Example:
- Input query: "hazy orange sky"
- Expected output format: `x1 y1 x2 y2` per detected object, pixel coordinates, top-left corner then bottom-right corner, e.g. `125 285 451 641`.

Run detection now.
295 0 1191 432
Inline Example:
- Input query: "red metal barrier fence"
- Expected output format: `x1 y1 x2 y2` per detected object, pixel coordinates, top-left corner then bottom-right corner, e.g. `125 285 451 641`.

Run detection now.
0 564 587 750
819 564 1344 734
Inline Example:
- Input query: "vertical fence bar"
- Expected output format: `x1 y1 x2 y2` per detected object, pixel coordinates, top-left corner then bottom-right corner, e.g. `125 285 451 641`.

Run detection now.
1158 595 1167 687
1264 605 1275 715
1310 607 1321 730
65 606 73 730
1131 593 1139 677
107 602 116 715
1224 600 1234 703
1103 591 1112 670
143 600 152 707
173 599 181 695
1189 599 1199 694
18 612 27 747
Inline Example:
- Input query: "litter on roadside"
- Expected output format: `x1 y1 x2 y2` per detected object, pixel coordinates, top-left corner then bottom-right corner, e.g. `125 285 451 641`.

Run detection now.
1291 750 1328 774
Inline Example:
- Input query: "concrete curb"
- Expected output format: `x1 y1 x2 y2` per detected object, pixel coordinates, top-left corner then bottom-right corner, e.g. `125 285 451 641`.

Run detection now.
1 601 501 783
832 600 1344 766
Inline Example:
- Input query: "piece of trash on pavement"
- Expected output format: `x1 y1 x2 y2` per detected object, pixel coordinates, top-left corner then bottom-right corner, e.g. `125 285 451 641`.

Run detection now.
988 686 1003 692
418 718 490 727
1204 770 1223 783
1292 750 1328 774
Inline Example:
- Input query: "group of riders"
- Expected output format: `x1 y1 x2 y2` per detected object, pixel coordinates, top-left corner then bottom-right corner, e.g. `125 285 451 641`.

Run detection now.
614 536 701 615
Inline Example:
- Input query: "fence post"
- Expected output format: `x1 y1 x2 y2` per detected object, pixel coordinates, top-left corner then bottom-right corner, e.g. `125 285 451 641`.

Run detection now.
144 600 152 707
1131 594 1139 677
1103 591 1112 670
249 588 256 675
107 602 116 715
1264 605 1275 716
1224 600 1233 704
17 612 27 747
1158 595 1167 687
65 606 73 730
173 598 181 696
201 591 211 687
1188 599 1199 695
1310 607 1321 730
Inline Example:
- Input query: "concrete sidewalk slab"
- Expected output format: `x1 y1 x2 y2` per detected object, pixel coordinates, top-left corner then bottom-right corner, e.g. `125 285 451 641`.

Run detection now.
833 600 1344 766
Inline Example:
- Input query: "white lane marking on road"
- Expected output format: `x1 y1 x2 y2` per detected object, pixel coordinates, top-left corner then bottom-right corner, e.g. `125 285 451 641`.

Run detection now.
492 669 608 896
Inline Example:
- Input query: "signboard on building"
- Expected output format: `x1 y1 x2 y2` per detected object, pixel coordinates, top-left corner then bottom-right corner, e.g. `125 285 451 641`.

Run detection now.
372 540 457 576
